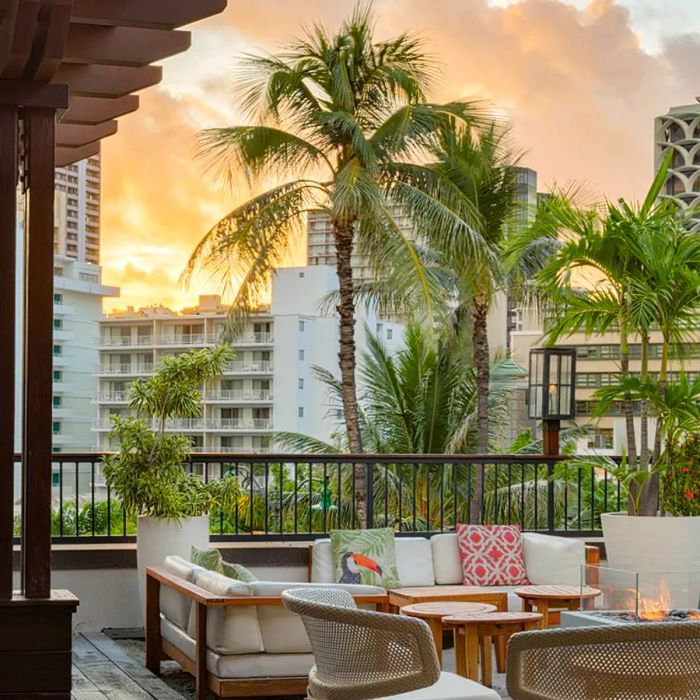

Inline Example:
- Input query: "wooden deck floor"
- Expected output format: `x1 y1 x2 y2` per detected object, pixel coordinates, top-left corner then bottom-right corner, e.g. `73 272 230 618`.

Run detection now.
72 633 185 699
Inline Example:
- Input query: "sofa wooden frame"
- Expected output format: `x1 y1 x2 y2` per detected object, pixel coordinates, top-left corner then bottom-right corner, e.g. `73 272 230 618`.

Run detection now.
145 566 390 700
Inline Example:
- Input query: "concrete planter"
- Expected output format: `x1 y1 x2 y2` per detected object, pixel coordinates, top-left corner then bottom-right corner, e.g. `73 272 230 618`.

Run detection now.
136 514 209 616
601 511 700 573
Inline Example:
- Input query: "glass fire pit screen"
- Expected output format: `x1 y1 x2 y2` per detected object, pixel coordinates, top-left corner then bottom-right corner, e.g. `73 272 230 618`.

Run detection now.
577 565 700 624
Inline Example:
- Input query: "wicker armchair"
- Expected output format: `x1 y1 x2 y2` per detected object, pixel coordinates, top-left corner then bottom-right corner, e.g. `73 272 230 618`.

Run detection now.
506 622 700 699
282 588 499 700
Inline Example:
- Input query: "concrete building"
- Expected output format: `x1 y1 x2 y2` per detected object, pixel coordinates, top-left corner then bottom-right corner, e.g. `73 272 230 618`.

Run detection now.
655 102 700 228
95 266 404 452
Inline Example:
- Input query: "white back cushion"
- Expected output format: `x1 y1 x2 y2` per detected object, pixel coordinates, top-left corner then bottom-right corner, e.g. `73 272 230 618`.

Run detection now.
310 537 434 586
161 555 205 629
431 533 463 584
252 581 383 653
522 533 585 585
187 570 264 655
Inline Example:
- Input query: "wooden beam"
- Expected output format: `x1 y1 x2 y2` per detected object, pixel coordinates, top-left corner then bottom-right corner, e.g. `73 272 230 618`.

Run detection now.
56 118 116 146
52 62 162 97
70 0 227 30
55 140 98 166
21 0 73 82
0 79 68 108
65 24 191 67
1 0 40 79
0 105 17 601
22 106 55 599
60 93 138 125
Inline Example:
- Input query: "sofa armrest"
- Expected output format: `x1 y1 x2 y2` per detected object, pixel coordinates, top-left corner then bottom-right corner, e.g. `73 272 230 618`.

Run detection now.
585 545 601 566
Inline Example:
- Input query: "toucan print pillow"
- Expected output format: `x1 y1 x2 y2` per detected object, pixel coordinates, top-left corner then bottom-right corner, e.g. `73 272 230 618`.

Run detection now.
329 527 401 589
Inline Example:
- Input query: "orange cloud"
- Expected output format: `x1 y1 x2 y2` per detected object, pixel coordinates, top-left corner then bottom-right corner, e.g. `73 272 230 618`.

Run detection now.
100 0 700 312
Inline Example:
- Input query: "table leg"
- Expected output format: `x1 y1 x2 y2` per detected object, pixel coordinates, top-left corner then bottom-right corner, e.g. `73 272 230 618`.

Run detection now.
521 598 533 613
495 636 506 674
454 628 466 677
427 618 443 664
537 600 550 627
480 634 492 687
465 627 480 682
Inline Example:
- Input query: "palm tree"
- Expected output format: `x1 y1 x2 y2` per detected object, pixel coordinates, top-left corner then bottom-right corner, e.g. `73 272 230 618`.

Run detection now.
428 123 520 523
184 5 486 521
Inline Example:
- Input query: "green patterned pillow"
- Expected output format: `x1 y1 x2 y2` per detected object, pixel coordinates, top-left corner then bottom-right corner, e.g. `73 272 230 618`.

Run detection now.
191 545 224 574
222 561 258 583
330 527 401 589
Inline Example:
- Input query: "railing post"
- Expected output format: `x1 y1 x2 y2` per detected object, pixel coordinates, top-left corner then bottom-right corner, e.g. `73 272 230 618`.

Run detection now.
365 461 373 529
546 461 555 533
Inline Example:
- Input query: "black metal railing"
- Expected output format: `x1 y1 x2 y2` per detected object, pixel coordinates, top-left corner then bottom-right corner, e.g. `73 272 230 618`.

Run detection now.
11 452 624 544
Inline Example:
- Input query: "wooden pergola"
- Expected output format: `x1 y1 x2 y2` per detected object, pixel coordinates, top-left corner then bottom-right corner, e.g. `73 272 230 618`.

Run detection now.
0 1 227 696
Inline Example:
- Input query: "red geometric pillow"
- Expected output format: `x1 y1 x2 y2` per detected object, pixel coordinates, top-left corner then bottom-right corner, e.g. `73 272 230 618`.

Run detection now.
455 524 529 586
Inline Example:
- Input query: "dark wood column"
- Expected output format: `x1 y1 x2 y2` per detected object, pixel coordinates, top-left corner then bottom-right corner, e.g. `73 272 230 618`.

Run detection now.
0 105 18 601
22 107 57 599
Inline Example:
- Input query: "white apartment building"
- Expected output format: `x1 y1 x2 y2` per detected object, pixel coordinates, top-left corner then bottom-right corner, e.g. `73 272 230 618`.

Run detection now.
95 266 404 452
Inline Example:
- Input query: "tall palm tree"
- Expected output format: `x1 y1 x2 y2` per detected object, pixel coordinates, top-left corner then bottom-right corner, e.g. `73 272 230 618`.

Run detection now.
429 123 520 523
184 6 486 521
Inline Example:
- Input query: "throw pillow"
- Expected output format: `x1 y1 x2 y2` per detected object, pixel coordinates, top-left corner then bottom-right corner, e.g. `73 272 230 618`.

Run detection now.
330 527 401 589
455 524 529 586
222 561 258 583
191 545 224 575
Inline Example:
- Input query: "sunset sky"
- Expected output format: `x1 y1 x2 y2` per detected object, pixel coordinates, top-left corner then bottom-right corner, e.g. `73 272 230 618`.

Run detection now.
100 0 700 312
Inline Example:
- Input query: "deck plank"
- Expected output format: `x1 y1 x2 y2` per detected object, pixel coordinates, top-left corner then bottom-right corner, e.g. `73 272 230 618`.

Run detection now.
72 663 107 699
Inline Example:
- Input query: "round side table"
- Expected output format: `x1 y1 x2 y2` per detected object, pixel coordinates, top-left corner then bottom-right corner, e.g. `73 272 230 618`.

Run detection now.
444 611 543 687
401 601 497 663
514 585 600 626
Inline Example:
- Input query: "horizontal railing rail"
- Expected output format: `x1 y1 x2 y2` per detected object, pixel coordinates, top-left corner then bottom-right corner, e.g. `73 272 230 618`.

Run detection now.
11 452 623 544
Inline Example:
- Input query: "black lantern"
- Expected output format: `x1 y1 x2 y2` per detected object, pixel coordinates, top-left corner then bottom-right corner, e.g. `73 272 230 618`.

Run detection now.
528 347 576 455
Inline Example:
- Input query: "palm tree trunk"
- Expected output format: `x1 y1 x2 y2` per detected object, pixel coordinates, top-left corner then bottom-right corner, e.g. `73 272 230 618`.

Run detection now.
620 328 638 467
333 223 367 526
469 297 489 524
639 332 649 472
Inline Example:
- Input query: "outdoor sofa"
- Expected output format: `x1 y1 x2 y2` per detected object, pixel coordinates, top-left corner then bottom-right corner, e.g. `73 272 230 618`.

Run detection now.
146 533 600 698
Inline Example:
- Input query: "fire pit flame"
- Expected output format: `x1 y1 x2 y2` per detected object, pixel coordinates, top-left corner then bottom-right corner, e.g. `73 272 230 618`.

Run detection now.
635 580 700 622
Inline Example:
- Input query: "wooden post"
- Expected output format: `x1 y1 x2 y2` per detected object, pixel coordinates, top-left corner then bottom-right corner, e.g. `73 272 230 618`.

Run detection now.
0 105 18 601
22 107 56 599
195 601 208 700
145 571 161 675
542 419 560 456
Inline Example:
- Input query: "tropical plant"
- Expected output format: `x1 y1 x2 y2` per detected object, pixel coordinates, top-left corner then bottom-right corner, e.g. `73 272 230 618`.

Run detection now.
509 153 700 514
184 4 488 522
102 346 239 521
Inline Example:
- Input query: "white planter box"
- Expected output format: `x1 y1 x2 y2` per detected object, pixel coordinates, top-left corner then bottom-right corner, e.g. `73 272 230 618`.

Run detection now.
136 514 210 617
602 511 700 573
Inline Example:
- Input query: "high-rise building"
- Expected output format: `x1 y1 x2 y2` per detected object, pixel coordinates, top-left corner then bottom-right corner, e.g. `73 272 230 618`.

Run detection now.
655 102 700 229
54 155 102 264
95 267 404 453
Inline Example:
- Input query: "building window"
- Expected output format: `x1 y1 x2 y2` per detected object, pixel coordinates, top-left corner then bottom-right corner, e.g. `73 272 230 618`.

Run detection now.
53 293 63 305
299 272 305 278
52 344 62 356
52 421 61 434
387 328 393 340
298 378 304 389
298 406 304 418
299 320 305 332
52 396 61 408
53 370 61 382
53 319 62 330
299 349 304 361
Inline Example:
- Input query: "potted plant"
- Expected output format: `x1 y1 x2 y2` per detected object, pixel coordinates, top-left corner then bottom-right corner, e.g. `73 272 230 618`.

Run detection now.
102 345 238 607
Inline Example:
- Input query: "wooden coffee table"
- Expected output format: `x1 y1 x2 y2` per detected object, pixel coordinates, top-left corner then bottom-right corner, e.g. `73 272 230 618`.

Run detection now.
445 611 543 687
515 584 601 626
401 601 497 663
389 586 508 613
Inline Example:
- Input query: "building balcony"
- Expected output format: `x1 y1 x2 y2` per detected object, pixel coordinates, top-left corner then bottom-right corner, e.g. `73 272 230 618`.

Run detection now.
53 303 74 316
189 445 272 454
95 391 129 403
207 390 273 402
97 364 154 376
222 361 273 374
155 333 208 346
204 418 273 431
99 336 154 348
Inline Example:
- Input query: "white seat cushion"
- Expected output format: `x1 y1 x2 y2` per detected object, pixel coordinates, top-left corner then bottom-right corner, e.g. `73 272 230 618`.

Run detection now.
430 534 462 585
311 537 435 586
252 580 384 653
161 617 314 678
378 671 500 699
161 555 207 629
521 533 585 585
187 569 264 655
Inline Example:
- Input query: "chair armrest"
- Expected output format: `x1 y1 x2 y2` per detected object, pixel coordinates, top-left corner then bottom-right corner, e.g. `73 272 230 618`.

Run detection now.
585 545 601 566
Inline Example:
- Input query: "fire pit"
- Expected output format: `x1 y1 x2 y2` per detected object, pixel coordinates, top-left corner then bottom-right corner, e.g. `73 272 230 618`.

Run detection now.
562 566 700 628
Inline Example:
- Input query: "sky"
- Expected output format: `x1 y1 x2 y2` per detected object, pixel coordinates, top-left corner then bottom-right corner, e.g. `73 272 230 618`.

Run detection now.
100 0 700 312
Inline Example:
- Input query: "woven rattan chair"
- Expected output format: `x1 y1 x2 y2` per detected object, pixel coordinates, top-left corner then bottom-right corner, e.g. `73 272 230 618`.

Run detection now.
282 588 499 700
506 622 700 699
